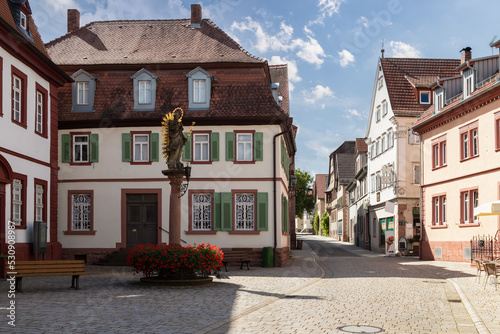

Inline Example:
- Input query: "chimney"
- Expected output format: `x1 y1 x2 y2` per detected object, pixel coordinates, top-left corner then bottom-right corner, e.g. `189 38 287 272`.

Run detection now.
191 4 202 28
460 46 472 64
67 9 80 33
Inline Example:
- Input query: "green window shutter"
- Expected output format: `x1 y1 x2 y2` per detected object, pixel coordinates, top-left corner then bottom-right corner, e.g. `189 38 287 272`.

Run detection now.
285 197 289 233
182 132 192 162
221 192 232 231
150 133 159 162
282 195 286 232
257 192 268 231
61 134 71 163
254 132 263 161
89 133 99 163
225 132 235 161
214 192 222 231
122 133 131 162
211 132 219 161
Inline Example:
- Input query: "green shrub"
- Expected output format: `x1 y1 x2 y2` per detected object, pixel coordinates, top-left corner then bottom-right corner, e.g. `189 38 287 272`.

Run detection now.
313 212 320 235
321 212 329 237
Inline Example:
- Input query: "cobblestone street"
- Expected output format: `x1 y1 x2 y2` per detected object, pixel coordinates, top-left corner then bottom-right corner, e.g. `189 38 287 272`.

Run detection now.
1 235 499 333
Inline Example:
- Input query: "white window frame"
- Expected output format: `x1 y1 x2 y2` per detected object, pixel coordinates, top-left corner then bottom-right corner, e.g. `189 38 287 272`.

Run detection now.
442 197 446 225
77 81 89 105
186 67 212 110
193 79 207 103
73 135 89 163
472 129 478 157
463 192 469 224
234 193 255 231
12 179 22 226
193 133 210 162
12 75 22 122
441 142 446 166
35 184 44 222
36 91 43 133
71 193 91 231
138 80 152 104
20 12 27 30
473 190 479 222
465 75 473 98
236 133 253 161
133 134 150 162
462 132 469 159
382 100 388 116
192 193 212 231
376 106 381 122
420 91 430 104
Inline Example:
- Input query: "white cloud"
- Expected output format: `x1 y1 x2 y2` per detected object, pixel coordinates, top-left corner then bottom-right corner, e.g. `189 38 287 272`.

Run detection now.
231 18 326 67
358 16 369 28
303 25 314 36
41 0 78 13
388 41 422 58
344 108 363 119
318 0 343 17
338 49 355 67
303 85 335 104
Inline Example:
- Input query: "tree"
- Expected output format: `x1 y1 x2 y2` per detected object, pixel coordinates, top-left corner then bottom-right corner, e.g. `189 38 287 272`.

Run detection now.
321 212 329 237
294 168 315 218
312 212 320 235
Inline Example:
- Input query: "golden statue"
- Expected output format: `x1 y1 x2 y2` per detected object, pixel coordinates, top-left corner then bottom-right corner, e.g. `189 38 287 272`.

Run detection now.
161 107 194 170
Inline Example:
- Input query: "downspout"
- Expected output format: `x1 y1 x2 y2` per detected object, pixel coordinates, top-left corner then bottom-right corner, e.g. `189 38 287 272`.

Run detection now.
411 129 423 260
273 129 287 267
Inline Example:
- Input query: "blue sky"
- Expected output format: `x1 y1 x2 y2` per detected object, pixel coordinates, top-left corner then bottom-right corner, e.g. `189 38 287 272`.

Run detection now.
31 0 500 175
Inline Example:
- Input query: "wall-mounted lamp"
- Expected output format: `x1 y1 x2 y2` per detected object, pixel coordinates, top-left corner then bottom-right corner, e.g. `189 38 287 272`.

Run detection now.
289 175 298 197
179 163 191 197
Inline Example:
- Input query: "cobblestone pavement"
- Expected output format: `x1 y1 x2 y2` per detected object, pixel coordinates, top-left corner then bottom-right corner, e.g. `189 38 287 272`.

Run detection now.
1 235 498 333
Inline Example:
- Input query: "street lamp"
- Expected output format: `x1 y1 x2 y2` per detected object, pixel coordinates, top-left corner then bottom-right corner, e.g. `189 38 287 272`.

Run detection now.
179 163 191 197
289 174 298 197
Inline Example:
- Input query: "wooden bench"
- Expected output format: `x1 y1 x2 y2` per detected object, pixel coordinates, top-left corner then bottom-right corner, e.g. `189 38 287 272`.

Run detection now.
222 251 251 271
5 260 90 292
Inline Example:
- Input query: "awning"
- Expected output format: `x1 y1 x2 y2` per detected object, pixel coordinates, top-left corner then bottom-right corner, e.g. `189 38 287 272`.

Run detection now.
473 201 500 216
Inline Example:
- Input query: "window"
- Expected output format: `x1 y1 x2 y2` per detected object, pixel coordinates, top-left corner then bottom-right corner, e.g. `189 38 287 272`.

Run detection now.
192 193 212 231
432 136 447 169
11 66 27 127
376 173 381 191
382 100 388 116
432 195 446 226
186 67 212 110
420 91 430 104
370 144 375 160
12 179 23 226
20 12 27 30
138 80 151 104
35 84 48 137
68 191 94 233
224 131 263 163
71 69 97 112
371 174 375 193
376 106 381 122
134 134 149 162
61 133 99 164
12 75 21 122
460 188 479 225
73 135 89 163
235 193 255 231
376 140 380 156
381 135 386 152
435 91 444 112
377 77 383 90
193 79 206 103
464 73 474 98
237 133 252 161
496 112 500 151
34 179 47 223
77 82 89 105
131 69 158 110
460 122 479 161
413 165 420 184
193 133 209 162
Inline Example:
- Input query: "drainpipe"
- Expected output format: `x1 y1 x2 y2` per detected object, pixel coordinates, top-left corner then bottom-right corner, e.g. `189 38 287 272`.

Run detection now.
273 129 287 267
411 129 423 260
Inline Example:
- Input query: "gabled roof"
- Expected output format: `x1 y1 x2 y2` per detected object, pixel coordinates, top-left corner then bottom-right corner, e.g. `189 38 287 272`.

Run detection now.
269 64 289 115
329 141 355 187
46 19 265 66
0 0 47 55
355 138 367 154
381 58 460 116
314 174 328 199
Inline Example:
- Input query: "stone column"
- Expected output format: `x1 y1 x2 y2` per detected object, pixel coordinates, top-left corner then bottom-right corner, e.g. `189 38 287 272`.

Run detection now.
163 169 184 245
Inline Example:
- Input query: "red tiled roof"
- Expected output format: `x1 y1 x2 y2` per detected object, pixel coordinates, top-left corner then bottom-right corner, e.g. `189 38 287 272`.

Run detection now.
381 58 460 116
355 138 367 153
57 67 287 125
413 73 500 129
46 19 264 65
269 64 289 115
0 0 48 55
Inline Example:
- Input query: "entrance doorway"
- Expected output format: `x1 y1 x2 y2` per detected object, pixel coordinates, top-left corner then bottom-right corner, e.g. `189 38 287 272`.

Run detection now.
126 193 158 248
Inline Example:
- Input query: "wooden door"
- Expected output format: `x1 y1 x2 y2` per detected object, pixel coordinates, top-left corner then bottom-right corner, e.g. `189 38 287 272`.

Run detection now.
126 194 158 248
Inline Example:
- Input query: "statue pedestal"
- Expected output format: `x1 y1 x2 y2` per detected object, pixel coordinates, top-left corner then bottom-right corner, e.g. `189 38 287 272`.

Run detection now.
162 169 185 245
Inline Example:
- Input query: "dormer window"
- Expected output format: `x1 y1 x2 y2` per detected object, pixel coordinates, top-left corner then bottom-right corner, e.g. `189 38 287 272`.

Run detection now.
463 69 474 99
435 91 444 112
186 67 213 110
71 69 98 112
20 12 27 30
131 68 158 111
420 91 430 104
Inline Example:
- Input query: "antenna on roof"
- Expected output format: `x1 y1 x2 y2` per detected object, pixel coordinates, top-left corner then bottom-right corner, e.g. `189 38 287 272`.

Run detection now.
489 35 498 55
381 39 385 58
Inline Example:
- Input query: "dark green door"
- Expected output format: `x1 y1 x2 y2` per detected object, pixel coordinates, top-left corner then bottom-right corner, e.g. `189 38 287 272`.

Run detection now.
126 194 158 247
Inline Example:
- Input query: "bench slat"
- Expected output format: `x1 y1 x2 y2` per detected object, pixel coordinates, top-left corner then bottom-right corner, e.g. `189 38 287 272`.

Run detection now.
14 268 87 275
12 264 86 270
14 260 85 265
14 272 91 278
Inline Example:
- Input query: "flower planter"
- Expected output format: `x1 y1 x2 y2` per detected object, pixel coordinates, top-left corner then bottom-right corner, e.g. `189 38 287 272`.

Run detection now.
140 276 213 286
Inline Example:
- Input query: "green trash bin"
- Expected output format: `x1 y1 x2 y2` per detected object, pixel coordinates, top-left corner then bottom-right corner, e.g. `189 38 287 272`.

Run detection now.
262 247 274 267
